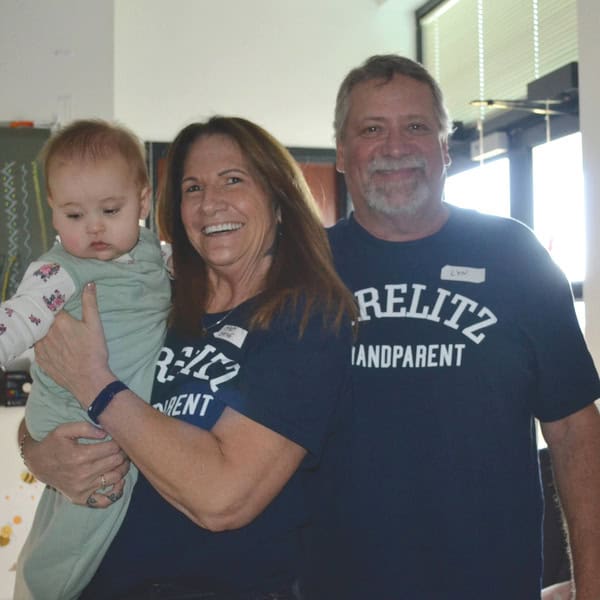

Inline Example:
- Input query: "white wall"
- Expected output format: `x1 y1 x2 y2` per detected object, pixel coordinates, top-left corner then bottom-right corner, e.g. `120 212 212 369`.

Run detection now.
578 0 600 370
1 0 419 146
114 0 418 145
0 0 114 126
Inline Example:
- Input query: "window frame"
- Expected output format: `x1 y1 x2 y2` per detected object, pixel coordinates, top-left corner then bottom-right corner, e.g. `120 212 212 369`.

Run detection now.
416 0 583 300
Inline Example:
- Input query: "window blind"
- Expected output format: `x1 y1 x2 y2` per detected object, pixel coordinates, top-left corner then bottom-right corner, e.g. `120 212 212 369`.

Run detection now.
418 0 578 127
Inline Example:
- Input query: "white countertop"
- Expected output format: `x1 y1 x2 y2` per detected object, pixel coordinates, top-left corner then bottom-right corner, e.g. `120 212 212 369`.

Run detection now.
0 406 43 599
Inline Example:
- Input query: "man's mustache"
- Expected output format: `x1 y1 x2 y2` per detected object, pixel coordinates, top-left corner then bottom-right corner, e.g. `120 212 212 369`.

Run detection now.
367 157 426 175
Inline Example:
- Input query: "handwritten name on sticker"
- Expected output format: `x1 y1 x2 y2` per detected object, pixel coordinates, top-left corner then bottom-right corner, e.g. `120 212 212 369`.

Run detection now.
440 265 486 284
213 325 248 348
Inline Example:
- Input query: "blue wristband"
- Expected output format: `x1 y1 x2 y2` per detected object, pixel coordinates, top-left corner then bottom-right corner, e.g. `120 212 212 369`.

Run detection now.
88 380 129 425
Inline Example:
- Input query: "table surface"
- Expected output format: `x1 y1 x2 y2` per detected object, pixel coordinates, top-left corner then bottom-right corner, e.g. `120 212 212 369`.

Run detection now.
0 406 43 599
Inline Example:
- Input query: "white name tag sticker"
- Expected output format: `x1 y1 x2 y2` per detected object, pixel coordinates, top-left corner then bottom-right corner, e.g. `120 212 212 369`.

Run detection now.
213 325 247 348
440 265 486 284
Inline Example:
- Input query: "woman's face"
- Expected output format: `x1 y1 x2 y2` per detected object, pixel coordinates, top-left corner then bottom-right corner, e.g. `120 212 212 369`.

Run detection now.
180 134 278 281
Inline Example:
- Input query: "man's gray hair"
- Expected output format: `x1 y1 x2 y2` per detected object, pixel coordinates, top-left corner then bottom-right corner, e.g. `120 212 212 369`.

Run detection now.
334 54 452 143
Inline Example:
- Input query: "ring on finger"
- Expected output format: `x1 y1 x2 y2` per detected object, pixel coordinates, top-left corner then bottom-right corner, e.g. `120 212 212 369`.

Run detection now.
100 473 107 488
108 491 123 503
86 494 98 507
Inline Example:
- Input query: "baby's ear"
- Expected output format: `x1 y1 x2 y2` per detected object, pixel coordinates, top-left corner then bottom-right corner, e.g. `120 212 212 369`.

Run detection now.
139 186 151 220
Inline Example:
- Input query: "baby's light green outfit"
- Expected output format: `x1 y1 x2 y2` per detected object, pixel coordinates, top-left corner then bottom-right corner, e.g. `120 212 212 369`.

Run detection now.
14 227 171 600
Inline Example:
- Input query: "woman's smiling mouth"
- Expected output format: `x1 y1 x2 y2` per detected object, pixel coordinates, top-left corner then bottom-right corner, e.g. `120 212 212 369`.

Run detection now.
202 222 244 236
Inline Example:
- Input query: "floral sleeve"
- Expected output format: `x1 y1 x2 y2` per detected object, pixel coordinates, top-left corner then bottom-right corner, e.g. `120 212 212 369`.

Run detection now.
0 261 76 366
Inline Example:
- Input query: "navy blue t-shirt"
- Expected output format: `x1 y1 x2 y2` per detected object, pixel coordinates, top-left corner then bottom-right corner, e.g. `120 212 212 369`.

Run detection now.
322 206 600 599
82 299 352 598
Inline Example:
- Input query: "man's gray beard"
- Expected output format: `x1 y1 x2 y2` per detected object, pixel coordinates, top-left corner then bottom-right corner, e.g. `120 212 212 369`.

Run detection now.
364 179 430 217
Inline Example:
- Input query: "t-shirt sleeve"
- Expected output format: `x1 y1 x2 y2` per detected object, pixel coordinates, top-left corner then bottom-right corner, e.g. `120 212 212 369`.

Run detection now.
227 312 352 461
0 260 76 366
515 228 600 421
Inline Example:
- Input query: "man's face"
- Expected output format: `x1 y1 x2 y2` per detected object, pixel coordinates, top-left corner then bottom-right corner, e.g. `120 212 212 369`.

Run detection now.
337 74 450 225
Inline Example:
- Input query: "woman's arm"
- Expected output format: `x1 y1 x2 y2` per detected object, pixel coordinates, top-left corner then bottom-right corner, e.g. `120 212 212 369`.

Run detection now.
91 398 305 530
35 283 307 530
19 418 129 507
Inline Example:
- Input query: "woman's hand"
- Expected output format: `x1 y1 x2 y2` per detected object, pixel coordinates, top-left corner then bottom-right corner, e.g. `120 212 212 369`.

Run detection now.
35 282 115 408
29 283 127 506
21 419 130 507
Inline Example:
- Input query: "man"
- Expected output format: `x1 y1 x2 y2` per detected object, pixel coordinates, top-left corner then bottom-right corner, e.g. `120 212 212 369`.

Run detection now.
325 55 600 599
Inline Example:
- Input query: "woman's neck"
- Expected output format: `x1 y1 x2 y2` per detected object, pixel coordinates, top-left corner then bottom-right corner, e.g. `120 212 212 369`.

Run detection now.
206 259 271 313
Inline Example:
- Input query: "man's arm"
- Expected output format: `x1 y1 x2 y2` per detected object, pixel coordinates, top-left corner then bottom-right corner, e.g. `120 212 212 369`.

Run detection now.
541 402 600 600
542 581 574 600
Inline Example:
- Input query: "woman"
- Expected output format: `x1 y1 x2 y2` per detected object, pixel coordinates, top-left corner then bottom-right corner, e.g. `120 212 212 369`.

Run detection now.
26 117 357 599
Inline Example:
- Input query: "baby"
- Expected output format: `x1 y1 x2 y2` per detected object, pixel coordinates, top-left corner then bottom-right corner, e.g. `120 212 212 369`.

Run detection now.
0 119 171 600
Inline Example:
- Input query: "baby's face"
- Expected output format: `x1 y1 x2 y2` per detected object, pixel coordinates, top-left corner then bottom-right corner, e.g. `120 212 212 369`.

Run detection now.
48 155 150 261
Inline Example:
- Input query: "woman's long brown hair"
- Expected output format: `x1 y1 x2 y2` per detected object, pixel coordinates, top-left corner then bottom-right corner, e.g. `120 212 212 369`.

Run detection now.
157 116 357 337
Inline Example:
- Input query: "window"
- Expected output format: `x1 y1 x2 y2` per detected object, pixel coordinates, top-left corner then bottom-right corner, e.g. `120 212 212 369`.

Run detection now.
533 132 585 332
444 157 510 217
445 133 586 332
418 0 578 128
418 0 584 303
448 133 586 284
532 132 584 283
